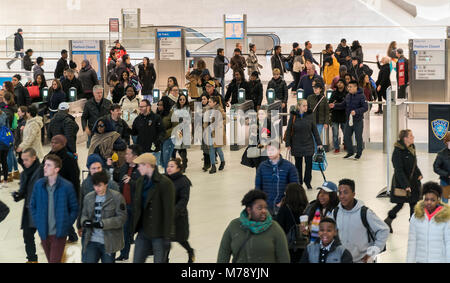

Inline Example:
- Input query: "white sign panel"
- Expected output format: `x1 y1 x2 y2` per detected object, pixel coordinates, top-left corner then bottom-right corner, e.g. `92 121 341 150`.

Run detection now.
416 50 446 65
71 40 100 51
413 39 445 51
415 65 445 80
157 29 182 61
160 37 181 49
225 14 244 21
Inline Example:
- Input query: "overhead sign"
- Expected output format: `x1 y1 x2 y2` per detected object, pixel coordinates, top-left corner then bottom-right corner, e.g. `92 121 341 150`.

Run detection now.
413 39 445 80
71 40 100 51
225 14 244 39
157 29 182 61
123 8 138 28
413 39 445 51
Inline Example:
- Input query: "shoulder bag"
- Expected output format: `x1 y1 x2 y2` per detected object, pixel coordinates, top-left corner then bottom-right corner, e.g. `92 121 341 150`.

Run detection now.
393 161 416 198
233 231 252 263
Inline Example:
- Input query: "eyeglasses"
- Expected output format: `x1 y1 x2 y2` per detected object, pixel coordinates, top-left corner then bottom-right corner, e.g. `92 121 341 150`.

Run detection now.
97 124 105 128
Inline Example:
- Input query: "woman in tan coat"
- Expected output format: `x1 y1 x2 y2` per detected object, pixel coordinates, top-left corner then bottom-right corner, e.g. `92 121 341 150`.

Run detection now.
17 106 43 160
204 95 226 174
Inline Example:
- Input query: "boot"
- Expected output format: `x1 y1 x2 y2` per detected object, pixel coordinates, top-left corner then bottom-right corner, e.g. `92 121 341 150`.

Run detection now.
7 173 13 183
209 165 217 174
202 154 211 172
188 249 195 263
384 217 393 233
13 171 20 180
218 161 225 171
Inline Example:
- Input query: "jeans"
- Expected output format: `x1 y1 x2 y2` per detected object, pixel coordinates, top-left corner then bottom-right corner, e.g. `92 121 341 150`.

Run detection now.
332 122 345 150
344 119 364 155
209 147 224 165
83 241 115 263
388 202 416 220
151 151 161 167
294 156 313 187
313 124 324 152
22 215 38 262
131 135 137 145
441 179 449 204
41 235 66 263
161 138 175 170
218 77 225 97
7 147 18 173
7 52 24 68
119 206 133 259
133 230 171 263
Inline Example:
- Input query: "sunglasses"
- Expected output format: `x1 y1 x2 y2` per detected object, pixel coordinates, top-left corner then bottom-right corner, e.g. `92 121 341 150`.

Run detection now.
97 124 105 128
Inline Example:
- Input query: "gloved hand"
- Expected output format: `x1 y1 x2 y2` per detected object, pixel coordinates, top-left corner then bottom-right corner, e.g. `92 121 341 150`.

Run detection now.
82 220 94 228
93 221 104 229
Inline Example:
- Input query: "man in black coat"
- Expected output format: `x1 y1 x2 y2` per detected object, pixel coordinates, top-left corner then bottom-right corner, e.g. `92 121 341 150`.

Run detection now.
101 104 131 145
348 57 373 81
61 69 83 100
214 48 228 96
6 28 24 69
335 39 351 69
12 74 31 106
131 99 165 155
47 135 81 243
375 56 391 114
81 85 113 147
271 45 286 76
47 102 79 154
54 49 68 79
12 148 42 263
224 70 249 106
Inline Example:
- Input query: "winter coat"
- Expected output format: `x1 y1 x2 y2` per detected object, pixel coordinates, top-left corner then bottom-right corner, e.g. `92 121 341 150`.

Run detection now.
286 111 322 157
348 64 373 81
390 141 423 204
329 89 347 123
119 94 140 127
434 148 450 183
48 148 81 202
78 61 98 94
54 58 68 79
323 55 340 85
255 157 299 209
110 46 127 60
304 48 320 66
376 62 391 98
138 63 157 95
230 55 247 74
14 117 26 150
307 94 330 125
81 189 127 254
271 54 286 73
14 32 24 51
246 50 262 76
247 79 263 109
300 239 353 263
166 171 192 242
407 201 450 263
14 82 31 107
217 218 290 263
0 200 9 223
30 176 78 240
275 204 309 251
132 171 176 239
333 89 368 123
267 77 288 103
332 199 389 263
62 77 83 100
298 74 324 99
396 56 409 86
362 84 376 102
131 111 165 153
19 116 44 159
213 55 227 78
77 173 119 229
17 160 42 229
23 54 33 71
351 46 364 63
47 111 79 153
114 163 140 205
33 65 44 81
47 89 67 114
203 104 226 148
292 55 305 73
171 106 191 150
335 44 351 68
101 114 131 145
81 98 113 131
88 119 127 165
225 78 250 105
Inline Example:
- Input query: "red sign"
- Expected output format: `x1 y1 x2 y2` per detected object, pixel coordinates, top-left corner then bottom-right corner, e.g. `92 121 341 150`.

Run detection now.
109 18 119 33
398 59 405 87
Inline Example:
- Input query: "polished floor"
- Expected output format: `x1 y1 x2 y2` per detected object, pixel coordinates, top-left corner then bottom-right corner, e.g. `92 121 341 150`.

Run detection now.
0 92 438 263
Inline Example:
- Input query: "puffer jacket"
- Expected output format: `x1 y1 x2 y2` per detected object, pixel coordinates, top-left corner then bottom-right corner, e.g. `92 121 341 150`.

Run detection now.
19 116 44 159
47 111 79 154
323 55 340 85
81 98 113 131
81 189 127 254
433 148 450 183
407 201 450 263
267 77 288 104
119 94 140 127
333 88 368 122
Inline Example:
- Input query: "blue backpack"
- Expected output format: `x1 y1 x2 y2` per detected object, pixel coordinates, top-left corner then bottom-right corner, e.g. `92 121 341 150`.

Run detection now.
0 126 14 150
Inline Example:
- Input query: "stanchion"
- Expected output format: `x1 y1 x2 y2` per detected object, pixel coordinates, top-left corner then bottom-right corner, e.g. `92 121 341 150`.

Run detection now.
376 86 392 198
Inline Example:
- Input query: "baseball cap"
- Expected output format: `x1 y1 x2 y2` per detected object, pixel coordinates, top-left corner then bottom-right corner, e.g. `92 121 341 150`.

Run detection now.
133 153 157 166
317 181 338 193
58 102 70 111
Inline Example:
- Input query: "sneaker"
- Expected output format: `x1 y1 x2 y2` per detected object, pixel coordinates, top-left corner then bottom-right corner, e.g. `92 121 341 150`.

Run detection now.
343 153 354 159
115 255 128 261
334 149 340 154
354 154 361 160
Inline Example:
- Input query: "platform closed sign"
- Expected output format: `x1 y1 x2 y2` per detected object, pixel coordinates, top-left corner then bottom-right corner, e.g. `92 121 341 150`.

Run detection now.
428 104 450 153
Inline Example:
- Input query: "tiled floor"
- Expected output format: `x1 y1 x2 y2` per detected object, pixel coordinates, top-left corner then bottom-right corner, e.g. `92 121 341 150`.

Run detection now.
0 92 436 263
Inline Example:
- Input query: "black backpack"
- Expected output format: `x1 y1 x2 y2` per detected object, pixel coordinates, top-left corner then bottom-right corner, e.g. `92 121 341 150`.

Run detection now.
333 206 386 253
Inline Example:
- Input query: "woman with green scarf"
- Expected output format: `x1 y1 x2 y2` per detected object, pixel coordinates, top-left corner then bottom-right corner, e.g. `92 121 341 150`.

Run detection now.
384 129 423 234
217 190 290 263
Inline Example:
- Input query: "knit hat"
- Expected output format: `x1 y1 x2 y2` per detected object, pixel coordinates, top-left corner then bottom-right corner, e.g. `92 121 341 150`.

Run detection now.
86 154 105 169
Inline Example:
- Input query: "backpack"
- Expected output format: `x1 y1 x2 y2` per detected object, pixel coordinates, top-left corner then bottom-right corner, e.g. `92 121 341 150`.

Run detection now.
333 206 387 253
0 126 14 150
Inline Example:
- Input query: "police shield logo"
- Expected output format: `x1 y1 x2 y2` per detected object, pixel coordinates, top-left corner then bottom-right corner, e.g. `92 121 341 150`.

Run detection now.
432 119 449 140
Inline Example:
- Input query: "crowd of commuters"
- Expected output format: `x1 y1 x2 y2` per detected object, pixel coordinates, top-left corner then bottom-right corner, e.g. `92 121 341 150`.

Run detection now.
3 32 450 264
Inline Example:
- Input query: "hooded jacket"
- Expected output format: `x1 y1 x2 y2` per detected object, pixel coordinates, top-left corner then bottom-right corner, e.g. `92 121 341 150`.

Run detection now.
48 111 79 153
332 199 389 263
166 171 192 242
88 118 127 164
433 148 450 183
333 88 368 122
19 116 44 159
407 201 450 263
78 60 98 93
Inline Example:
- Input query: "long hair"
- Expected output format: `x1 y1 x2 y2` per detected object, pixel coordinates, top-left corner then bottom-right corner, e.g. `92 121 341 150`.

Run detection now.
3 81 14 94
387 41 396 56
143 57 151 71
175 93 189 110
281 183 309 216
307 190 339 222
34 74 47 87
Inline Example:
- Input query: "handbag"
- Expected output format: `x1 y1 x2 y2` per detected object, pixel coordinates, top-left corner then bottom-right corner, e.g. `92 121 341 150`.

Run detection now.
393 161 416 198
27 85 40 99
247 146 261 158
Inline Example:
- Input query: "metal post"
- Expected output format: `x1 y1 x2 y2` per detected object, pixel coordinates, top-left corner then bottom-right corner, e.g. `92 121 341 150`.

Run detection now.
377 86 392 198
